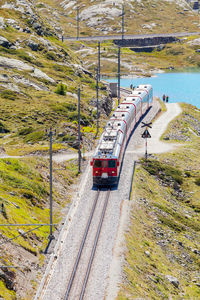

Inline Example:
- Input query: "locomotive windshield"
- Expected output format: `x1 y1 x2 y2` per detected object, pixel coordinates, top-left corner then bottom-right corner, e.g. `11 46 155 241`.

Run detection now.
108 160 116 168
94 160 102 168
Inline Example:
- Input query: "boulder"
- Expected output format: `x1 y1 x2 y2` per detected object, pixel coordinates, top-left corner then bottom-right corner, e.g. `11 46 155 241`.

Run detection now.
0 17 6 29
32 68 55 83
0 36 11 48
27 39 39 51
0 56 33 71
0 270 15 290
166 275 179 288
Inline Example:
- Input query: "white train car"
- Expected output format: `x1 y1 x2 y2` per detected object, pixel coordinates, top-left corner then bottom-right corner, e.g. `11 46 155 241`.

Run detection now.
91 84 153 186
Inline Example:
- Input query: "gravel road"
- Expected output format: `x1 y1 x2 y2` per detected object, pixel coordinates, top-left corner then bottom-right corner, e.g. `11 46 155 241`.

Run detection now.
35 99 182 300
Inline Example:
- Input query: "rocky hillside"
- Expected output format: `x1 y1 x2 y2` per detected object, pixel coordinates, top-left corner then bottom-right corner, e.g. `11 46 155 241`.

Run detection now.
0 1 112 299
60 0 200 36
0 0 112 157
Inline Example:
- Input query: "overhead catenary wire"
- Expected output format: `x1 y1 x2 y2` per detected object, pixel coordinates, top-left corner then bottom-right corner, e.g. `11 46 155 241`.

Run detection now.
0 225 43 247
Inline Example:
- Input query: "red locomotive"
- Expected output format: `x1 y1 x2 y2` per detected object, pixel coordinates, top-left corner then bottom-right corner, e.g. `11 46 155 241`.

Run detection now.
91 84 153 186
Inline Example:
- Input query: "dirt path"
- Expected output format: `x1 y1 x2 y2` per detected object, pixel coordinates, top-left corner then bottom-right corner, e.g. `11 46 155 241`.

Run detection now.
126 102 182 156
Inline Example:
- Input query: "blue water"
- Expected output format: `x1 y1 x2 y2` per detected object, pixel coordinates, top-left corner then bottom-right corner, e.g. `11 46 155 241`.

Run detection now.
105 72 200 108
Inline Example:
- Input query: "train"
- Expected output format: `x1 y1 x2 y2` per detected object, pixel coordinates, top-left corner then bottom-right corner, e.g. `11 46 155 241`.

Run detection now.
90 84 153 186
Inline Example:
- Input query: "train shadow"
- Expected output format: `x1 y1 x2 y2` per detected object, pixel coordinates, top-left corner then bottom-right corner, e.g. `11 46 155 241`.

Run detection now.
118 105 152 181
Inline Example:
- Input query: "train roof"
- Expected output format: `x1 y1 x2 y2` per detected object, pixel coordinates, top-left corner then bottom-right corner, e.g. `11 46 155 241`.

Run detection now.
93 84 152 159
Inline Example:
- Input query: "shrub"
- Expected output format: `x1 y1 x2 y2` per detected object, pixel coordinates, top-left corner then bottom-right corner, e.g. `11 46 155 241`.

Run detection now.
18 127 34 136
142 159 183 185
0 121 10 133
24 131 45 143
68 111 92 125
51 102 76 114
46 51 57 61
185 171 191 177
195 177 200 186
1 90 17 100
54 83 67 96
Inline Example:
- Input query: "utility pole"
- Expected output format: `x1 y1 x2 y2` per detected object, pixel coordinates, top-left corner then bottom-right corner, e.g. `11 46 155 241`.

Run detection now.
48 128 55 241
78 88 81 173
77 6 79 40
122 5 125 40
118 46 121 105
96 67 99 136
98 42 101 81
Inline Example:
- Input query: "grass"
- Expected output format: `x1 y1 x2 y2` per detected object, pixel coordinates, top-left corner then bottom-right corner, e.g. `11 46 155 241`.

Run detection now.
0 156 79 296
118 103 200 299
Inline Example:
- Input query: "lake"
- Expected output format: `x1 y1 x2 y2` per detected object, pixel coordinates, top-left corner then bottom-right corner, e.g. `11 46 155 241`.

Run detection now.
105 72 200 109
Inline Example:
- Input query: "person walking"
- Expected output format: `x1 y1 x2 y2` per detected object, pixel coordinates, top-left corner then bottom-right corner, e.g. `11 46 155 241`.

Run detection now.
162 94 166 102
166 95 169 103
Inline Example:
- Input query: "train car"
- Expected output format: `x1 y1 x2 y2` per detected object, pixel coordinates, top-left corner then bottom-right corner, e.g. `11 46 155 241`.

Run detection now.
91 84 153 186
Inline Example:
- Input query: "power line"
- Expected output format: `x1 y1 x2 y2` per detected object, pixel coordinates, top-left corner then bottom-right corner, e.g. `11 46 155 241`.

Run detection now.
0 224 57 227
0 225 43 247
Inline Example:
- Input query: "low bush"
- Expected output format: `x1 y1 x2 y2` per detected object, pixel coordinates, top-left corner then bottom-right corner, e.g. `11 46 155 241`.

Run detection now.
68 111 92 125
46 51 57 61
0 121 10 133
51 102 76 114
24 131 45 143
54 83 67 96
18 127 34 136
195 177 200 186
142 159 183 185
1 90 17 100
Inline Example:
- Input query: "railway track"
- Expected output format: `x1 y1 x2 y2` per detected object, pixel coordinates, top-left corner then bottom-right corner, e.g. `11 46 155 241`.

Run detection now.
64 189 111 300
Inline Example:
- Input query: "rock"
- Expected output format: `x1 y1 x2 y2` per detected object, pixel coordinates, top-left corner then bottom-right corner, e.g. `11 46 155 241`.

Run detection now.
0 270 15 290
166 275 179 288
6 18 16 26
32 68 55 83
145 250 150 257
0 74 10 82
13 75 49 91
0 82 20 92
27 40 39 51
0 55 33 71
0 56 54 83
0 17 6 29
23 27 31 33
192 249 200 255
0 36 11 48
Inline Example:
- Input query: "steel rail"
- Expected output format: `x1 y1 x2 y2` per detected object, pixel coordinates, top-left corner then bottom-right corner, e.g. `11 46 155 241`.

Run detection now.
64 189 100 300
79 189 111 300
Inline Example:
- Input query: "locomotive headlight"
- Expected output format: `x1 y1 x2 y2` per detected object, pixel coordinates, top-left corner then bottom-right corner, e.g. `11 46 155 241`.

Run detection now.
112 171 115 174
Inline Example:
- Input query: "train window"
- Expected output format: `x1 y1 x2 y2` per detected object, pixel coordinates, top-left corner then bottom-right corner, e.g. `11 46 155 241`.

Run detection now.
102 160 107 168
108 160 116 168
94 160 102 168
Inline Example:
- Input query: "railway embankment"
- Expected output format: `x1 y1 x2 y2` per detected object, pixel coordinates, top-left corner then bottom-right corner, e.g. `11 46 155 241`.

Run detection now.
118 102 200 299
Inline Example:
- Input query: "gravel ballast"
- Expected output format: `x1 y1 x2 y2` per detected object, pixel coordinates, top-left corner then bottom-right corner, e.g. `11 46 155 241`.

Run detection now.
35 99 166 300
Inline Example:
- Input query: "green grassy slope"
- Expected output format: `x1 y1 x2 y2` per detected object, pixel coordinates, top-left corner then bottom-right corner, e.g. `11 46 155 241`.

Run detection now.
118 103 200 299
